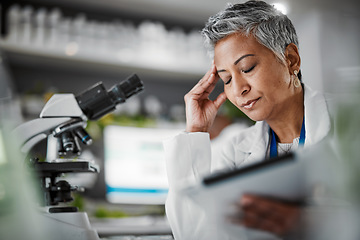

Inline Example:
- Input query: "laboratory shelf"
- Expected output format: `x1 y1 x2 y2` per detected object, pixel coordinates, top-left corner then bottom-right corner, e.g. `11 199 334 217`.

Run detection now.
0 41 207 81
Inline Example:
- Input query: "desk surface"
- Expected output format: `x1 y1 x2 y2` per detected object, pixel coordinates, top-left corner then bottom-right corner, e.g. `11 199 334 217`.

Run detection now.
90 215 172 238
102 235 173 240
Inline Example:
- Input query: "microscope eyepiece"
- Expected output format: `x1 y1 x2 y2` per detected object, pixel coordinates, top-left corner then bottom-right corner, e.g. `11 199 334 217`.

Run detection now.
108 74 144 104
76 74 144 120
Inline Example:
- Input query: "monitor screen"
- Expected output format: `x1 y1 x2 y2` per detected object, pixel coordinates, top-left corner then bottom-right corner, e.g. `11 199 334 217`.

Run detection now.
104 125 181 205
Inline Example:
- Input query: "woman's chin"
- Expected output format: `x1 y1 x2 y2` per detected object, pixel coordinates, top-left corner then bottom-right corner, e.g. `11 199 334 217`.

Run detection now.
246 112 265 122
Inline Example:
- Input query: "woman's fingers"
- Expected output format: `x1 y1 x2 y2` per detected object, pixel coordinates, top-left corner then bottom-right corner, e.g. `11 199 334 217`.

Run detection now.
231 194 301 237
214 92 227 110
202 63 217 82
202 63 215 79
184 63 225 133
187 65 219 100
187 74 216 100
193 64 216 88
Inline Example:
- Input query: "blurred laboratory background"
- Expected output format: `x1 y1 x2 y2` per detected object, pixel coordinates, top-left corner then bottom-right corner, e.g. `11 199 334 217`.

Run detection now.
0 0 359 239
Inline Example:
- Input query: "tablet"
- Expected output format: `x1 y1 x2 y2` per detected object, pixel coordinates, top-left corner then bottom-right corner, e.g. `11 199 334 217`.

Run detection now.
203 152 297 186
181 152 307 238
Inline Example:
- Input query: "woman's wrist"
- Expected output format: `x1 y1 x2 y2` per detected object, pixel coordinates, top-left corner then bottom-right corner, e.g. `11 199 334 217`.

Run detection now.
185 126 209 133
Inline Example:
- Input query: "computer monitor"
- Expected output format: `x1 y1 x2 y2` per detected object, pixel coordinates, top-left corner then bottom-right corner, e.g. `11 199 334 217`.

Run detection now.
103 125 181 205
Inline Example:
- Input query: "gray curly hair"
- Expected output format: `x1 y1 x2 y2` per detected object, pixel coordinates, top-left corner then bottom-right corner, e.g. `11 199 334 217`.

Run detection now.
201 0 299 71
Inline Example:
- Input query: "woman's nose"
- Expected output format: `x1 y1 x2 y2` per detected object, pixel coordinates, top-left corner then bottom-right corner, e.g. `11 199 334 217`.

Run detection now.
232 76 250 96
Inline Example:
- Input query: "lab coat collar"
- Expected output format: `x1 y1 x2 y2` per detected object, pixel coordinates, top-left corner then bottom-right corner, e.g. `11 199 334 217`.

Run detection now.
233 121 269 165
303 84 331 146
236 84 331 163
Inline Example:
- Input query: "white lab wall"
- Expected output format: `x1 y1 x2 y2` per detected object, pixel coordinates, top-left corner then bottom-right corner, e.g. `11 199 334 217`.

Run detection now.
320 7 360 93
290 1 360 93
293 9 324 92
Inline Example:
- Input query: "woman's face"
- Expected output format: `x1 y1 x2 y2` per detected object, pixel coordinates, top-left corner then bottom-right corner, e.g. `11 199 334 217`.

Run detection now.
214 33 293 122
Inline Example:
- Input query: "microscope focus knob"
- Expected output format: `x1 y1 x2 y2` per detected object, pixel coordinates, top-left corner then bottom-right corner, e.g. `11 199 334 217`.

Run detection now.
53 180 73 203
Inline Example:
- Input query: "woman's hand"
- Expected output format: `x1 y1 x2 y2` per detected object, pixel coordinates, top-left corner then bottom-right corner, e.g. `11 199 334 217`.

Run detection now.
231 194 301 237
184 63 227 133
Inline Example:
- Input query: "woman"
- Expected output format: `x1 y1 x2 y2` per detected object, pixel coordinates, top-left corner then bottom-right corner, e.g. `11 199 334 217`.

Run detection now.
164 1 331 239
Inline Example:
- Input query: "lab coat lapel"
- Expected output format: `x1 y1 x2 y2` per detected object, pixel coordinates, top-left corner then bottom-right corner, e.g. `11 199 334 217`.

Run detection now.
303 85 331 146
238 121 270 165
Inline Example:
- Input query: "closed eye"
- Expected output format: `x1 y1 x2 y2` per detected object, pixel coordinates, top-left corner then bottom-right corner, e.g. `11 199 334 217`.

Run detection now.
242 65 256 73
225 77 232 85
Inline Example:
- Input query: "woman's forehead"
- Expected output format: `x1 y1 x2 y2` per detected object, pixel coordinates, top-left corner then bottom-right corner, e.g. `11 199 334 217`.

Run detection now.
214 34 269 62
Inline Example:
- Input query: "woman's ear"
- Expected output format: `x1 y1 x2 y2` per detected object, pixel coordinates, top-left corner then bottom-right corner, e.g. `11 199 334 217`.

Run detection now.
285 43 301 73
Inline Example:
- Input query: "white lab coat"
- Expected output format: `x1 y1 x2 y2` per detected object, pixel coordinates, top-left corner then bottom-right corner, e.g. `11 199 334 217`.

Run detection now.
163 85 332 240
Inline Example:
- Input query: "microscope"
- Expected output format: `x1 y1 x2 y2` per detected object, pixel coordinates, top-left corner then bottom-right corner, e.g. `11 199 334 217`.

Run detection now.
13 74 144 240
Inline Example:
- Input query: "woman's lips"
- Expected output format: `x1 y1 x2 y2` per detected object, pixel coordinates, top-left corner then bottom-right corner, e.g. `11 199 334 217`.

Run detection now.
241 98 260 110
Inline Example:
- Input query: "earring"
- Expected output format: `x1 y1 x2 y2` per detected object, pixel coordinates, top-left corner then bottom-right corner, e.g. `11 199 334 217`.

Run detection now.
293 70 301 88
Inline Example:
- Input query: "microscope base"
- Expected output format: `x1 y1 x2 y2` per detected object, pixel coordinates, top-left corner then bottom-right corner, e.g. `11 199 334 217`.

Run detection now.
40 211 100 240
